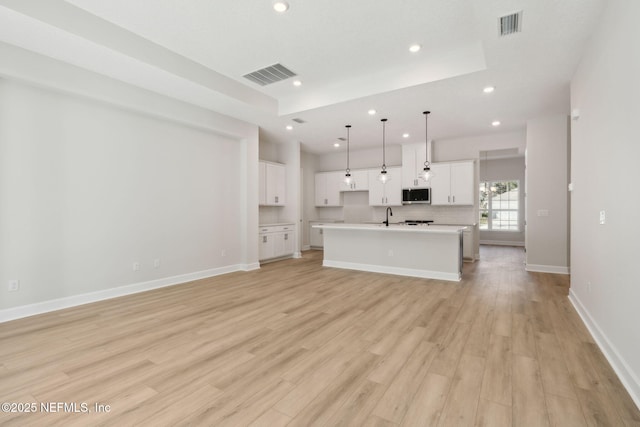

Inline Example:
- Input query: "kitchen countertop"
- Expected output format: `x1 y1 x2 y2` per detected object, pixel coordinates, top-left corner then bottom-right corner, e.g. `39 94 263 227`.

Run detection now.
313 223 467 234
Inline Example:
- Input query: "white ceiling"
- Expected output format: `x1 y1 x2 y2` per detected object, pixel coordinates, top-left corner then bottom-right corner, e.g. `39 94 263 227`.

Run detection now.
0 0 605 153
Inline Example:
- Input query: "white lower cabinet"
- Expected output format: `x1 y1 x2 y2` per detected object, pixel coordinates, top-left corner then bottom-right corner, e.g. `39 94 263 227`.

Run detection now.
259 224 295 262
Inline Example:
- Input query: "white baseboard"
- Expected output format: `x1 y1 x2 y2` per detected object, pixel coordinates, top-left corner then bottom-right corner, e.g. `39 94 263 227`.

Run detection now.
0 264 250 323
301 245 311 251
479 240 525 246
525 263 570 274
241 262 261 271
569 290 640 410
323 260 461 282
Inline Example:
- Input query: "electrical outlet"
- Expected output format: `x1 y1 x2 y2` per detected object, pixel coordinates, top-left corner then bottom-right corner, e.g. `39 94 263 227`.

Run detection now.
153 259 160 268
388 249 394 257
599 210 606 225
133 262 140 271
587 281 592 293
221 249 227 257
8 280 20 292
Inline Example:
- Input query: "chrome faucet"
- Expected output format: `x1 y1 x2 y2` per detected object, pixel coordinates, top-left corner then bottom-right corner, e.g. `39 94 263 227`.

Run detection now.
384 206 393 227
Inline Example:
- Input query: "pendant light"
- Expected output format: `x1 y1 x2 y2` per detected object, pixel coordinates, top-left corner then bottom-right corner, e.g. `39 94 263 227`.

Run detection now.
344 125 354 185
378 118 390 183
419 111 434 182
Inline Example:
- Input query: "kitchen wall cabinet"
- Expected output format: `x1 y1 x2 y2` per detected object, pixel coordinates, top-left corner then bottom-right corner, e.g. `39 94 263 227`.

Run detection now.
402 142 431 189
259 161 286 206
339 169 369 192
368 167 402 206
315 171 343 206
259 224 295 261
430 161 474 206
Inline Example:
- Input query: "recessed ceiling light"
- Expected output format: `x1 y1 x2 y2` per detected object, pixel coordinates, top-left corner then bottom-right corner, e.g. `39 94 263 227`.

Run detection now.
402 133 410 138
368 109 377 115
483 86 495 93
292 80 302 87
492 121 501 127
409 44 421 53
333 143 340 148
286 125 293 130
273 1 289 13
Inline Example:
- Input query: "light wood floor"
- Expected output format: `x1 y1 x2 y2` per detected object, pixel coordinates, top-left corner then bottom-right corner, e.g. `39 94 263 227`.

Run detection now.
1 246 638 426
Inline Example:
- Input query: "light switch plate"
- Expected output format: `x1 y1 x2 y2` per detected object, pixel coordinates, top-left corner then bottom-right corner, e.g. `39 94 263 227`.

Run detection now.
599 210 606 225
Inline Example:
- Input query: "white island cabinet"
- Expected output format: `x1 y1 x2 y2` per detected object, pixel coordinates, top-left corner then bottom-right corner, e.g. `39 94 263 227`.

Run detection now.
313 223 466 281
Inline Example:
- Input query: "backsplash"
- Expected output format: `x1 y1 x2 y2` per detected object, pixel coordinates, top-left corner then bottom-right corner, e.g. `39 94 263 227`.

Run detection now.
314 191 476 225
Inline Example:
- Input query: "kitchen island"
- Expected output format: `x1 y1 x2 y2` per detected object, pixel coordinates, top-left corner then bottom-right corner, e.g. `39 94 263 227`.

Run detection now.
313 223 466 281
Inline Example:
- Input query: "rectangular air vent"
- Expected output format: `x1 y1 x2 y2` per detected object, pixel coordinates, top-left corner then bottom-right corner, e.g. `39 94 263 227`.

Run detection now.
499 11 523 36
243 63 297 86
337 137 346 141
292 118 306 124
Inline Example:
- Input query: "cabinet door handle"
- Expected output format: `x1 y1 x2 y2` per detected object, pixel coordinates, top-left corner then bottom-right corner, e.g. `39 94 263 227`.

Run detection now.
284 233 288 240
325 198 328 205
452 195 455 203
263 236 267 243
320 229 323 235
275 196 279 203
448 195 451 203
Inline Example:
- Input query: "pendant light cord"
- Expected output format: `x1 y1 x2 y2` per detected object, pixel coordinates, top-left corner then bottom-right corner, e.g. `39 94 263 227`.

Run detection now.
381 119 387 171
424 111 430 167
346 125 351 173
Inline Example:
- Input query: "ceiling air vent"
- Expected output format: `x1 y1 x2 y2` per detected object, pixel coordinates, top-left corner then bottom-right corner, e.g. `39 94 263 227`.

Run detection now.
243 63 297 86
337 137 346 141
292 118 306 124
499 11 523 36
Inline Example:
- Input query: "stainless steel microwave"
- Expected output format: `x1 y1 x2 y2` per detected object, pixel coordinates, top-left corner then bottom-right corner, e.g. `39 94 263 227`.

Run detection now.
402 188 431 204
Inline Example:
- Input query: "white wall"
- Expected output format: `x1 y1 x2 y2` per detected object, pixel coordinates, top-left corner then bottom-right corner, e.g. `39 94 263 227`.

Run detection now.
0 46 260 319
525 115 569 273
432 131 526 162
479 157 526 245
569 0 640 406
301 151 319 248
317 145 402 172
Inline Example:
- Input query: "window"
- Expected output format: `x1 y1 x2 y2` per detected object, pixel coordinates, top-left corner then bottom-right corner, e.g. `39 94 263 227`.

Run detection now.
479 180 519 231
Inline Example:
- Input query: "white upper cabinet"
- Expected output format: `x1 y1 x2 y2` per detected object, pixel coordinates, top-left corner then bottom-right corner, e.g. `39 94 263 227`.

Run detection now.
339 169 369 192
259 161 286 206
430 161 474 206
368 167 402 206
315 171 343 206
402 142 430 189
